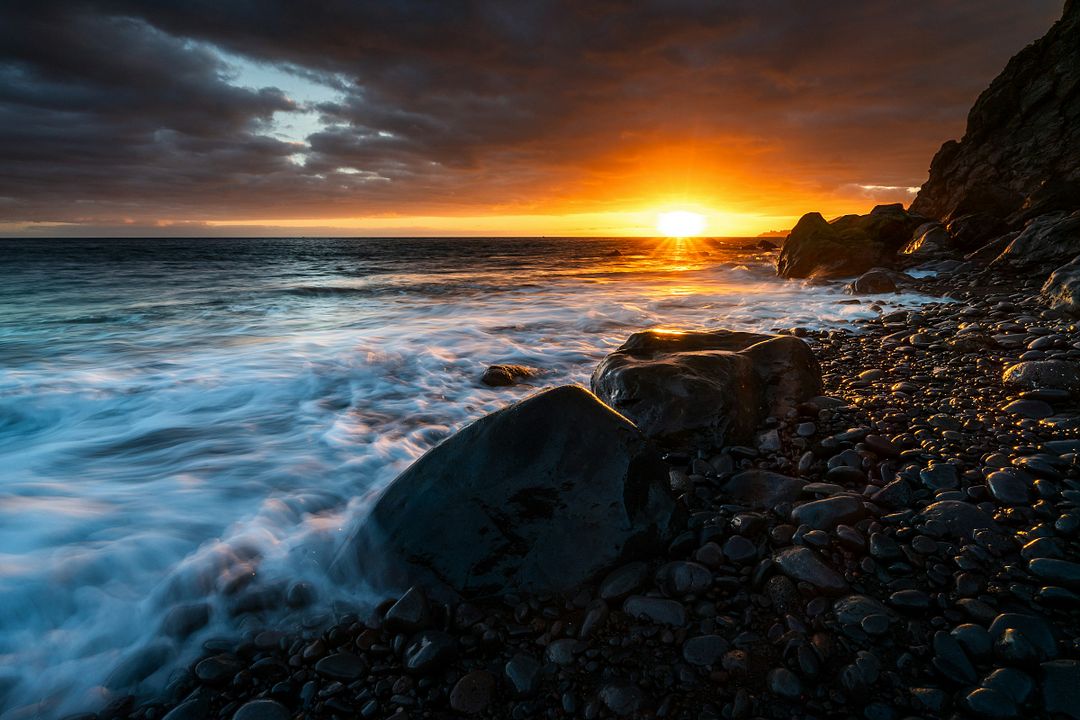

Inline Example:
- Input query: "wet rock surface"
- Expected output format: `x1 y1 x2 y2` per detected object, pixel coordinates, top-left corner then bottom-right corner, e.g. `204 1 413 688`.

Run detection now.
121 268 1080 720
591 328 821 447
336 385 678 596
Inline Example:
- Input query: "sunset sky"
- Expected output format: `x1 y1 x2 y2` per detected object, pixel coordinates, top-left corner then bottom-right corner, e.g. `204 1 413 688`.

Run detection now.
0 1 1063 237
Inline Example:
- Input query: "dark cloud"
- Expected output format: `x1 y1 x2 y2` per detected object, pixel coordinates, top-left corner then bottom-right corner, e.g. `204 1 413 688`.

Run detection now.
0 0 1065 231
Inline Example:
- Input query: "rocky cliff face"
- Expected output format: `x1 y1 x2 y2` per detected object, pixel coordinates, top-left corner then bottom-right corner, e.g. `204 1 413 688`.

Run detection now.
910 0 1080 224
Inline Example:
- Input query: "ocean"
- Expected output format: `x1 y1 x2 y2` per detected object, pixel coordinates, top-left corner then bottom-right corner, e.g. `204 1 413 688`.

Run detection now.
0 236 933 715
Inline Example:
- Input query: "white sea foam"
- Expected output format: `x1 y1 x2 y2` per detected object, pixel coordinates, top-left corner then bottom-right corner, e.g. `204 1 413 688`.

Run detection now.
0 238 941 716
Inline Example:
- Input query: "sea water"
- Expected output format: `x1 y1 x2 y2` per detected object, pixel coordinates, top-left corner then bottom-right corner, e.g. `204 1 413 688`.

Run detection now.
0 237 934 715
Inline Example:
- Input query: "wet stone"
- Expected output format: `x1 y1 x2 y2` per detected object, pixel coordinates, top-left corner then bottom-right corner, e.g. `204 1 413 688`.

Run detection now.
767 667 802 700
599 683 642 716
315 652 365 681
682 635 729 667
920 463 959 490
450 670 495 714
987 469 1032 504
656 561 712 596
623 596 687 626
932 630 977 684
889 589 930 611
1002 399 1054 419
403 630 457 674
722 535 757 564
195 655 240 685
989 613 1058 660
505 654 542 697
1029 558 1080 589
599 562 648 600
383 586 430 633
962 688 1017 719
791 495 865 530
232 700 290 720
773 546 848 593
982 667 1034 705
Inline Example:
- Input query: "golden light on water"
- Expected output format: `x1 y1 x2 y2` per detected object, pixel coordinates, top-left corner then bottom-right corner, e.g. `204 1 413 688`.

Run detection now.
656 210 707 238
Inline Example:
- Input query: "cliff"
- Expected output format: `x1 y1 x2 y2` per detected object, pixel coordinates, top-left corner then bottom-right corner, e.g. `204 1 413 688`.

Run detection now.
910 0 1080 224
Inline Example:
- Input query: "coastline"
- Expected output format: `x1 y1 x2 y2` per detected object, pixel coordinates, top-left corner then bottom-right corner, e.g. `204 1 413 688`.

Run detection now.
90 262 1080 720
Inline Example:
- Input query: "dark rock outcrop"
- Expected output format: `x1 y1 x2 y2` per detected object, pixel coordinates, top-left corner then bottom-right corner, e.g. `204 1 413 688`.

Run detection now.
1042 255 1080 315
991 211 1080 268
901 222 950 258
591 329 822 447
335 385 678 597
777 204 924 278
911 3 1080 224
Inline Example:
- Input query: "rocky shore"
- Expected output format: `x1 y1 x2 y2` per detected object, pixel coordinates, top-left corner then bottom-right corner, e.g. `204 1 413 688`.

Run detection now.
100 261 1080 720
78 3 1080 719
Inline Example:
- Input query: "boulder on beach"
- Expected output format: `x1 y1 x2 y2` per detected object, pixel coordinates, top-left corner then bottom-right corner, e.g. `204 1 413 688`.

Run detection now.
777 204 924 279
335 385 678 597
1042 256 1080 315
480 363 541 387
590 329 822 448
1003 360 1080 394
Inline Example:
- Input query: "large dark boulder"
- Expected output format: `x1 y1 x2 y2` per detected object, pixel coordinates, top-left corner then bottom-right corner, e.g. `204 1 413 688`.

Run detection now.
335 386 678 597
1042 255 1080 315
910 3 1080 224
777 204 924 278
991 211 1080 268
591 329 822 448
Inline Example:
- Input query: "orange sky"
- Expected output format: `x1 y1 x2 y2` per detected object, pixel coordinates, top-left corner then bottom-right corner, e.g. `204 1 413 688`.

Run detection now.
0 1 1064 237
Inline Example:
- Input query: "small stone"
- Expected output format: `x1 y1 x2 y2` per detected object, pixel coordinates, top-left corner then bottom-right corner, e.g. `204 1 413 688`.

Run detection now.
402 631 456 674
195 655 240 684
622 596 687 626
1002 399 1054 419
682 635 729 667
722 535 757 564
505 654 542 697
546 638 578 666
987 469 1032 505
889 589 930 611
773 546 848 593
599 683 642 716
232 701 288 720
791 496 865 530
599 562 648 600
450 671 495 714
383 585 430 633
315 652 365 681
961 688 1017 719
920 462 959 490
1030 558 1080 589
767 667 802 699
932 630 977 684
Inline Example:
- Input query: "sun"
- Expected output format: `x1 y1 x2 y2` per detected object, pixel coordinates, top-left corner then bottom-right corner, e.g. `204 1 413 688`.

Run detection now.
656 210 706 238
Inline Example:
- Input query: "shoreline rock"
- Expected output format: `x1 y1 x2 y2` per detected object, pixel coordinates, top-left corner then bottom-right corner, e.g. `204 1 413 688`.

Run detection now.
590 328 821 448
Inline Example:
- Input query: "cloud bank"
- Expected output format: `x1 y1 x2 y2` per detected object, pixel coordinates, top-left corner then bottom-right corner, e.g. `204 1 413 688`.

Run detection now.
0 0 1064 234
